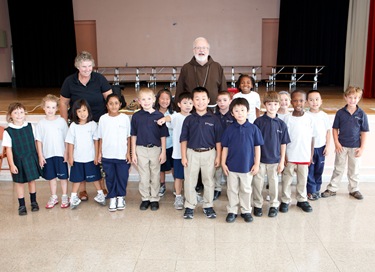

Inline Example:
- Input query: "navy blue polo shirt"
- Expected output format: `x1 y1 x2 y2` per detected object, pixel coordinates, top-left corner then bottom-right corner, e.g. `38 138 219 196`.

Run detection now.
221 120 264 173
215 110 234 132
180 112 222 149
333 105 369 148
254 114 291 164
60 72 112 122
130 109 169 146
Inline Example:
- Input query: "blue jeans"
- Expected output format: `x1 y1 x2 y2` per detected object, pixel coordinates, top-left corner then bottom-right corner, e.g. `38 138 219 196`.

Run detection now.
307 146 326 193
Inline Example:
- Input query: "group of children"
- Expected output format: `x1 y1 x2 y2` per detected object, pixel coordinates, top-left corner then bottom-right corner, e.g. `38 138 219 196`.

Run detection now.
2 75 369 220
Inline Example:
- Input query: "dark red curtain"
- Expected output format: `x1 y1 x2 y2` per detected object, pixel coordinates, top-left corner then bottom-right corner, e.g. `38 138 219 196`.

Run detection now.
364 0 375 98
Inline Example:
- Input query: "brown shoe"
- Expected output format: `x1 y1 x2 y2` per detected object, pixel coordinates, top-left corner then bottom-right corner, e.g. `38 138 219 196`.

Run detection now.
321 189 336 198
349 191 364 200
78 191 89 201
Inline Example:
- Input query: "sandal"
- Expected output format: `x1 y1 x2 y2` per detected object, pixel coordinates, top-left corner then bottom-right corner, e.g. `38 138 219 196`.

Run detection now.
78 191 89 201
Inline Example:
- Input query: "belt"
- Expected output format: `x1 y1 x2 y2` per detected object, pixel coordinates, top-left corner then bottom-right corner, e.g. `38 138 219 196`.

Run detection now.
143 144 155 148
192 147 214 152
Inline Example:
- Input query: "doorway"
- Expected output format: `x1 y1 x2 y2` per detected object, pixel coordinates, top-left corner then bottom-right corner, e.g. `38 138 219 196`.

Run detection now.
261 19 279 80
74 20 98 65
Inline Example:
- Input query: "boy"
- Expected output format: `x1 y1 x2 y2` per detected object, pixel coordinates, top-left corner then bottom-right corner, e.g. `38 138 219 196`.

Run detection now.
306 90 331 200
131 88 169 211
180 87 222 219
157 91 194 209
281 90 316 213
321 86 369 200
221 98 263 223
213 91 234 200
253 91 290 218
35 94 70 209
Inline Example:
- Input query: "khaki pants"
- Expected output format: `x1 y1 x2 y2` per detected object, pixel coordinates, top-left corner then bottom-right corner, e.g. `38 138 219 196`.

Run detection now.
281 163 308 203
226 171 253 214
184 148 216 209
327 147 361 193
214 166 227 191
136 146 161 202
253 163 280 208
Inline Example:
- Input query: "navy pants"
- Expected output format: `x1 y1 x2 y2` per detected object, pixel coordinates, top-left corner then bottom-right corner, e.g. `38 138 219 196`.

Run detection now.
102 158 130 198
307 146 326 194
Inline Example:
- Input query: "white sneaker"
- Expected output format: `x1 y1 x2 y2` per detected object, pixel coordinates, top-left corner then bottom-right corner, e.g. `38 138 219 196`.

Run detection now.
45 196 58 209
94 193 106 206
196 193 204 203
61 195 70 208
108 197 117 212
174 195 184 210
117 197 126 210
70 196 81 210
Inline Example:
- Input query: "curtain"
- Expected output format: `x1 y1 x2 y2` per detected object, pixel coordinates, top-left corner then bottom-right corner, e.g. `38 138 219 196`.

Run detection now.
344 0 370 91
7 1 76 88
364 0 375 98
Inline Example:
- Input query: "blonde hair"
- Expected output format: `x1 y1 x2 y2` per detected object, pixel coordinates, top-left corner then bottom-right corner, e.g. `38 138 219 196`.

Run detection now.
74 51 95 68
138 87 155 98
6 102 26 123
41 94 59 107
278 90 291 100
344 86 363 97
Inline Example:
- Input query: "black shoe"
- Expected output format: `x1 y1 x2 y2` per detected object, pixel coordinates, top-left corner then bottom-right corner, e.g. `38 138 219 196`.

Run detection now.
150 201 159 211
195 183 203 193
253 207 263 217
140 200 151 210
31 202 39 212
183 208 194 219
203 207 217 219
279 202 289 213
268 207 278 217
213 190 221 201
18 206 27 216
349 191 364 200
226 213 237 223
297 201 313 212
240 213 253 223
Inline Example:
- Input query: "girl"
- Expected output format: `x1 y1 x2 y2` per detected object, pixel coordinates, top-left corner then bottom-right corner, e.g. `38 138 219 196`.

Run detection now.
277 91 291 121
97 93 131 212
155 88 174 197
2 102 42 215
233 74 260 123
65 99 105 209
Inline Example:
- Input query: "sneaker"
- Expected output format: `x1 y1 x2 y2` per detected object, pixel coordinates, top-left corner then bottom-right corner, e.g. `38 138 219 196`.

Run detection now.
70 196 81 209
296 201 313 212
213 190 221 201
307 193 318 201
45 196 58 209
315 191 321 199
321 189 336 198
18 206 27 216
349 191 364 200
158 184 166 197
117 197 126 210
183 208 194 219
61 195 70 208
31 202 39 212
196 193 204 203
108 198 117 212
94 193 106 206
174 195 184 210
265 195 271 201
203 207 217 219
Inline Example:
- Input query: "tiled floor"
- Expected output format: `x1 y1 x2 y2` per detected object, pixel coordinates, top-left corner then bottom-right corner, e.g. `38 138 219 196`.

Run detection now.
0 178 374 272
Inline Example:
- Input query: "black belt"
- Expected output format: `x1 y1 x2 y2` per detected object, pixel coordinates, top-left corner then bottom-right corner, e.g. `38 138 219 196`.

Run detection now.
192 147 214 152
143 144 155 148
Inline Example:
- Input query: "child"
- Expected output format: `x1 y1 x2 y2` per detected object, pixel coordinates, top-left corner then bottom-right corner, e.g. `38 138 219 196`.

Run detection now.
214 91 234 200
281 90 316 213
131 88 168 211
97 93 131 212
2 102 42 215
180 87 222 219
65 99 106 209
221 98 263 223
155 88 175 197
277 91 291 121
321 86 369 200
157 91 193 210
306 90 331 200
233 74 260 123
253 91 290 218
35 94 69 209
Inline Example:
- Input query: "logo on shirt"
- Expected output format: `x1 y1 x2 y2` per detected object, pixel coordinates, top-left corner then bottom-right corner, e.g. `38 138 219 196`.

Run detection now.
205 122 214 126
277 129 283 134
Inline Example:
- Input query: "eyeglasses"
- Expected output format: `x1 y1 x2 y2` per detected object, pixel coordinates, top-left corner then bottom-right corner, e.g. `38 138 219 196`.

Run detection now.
194 46 209 50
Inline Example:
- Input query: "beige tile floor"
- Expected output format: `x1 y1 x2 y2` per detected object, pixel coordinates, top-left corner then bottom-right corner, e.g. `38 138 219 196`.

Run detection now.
0 178 374 272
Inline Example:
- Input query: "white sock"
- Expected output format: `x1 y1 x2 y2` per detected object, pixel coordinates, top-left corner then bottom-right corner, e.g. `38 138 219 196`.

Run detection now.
52 194 58 199
97 190 104 195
